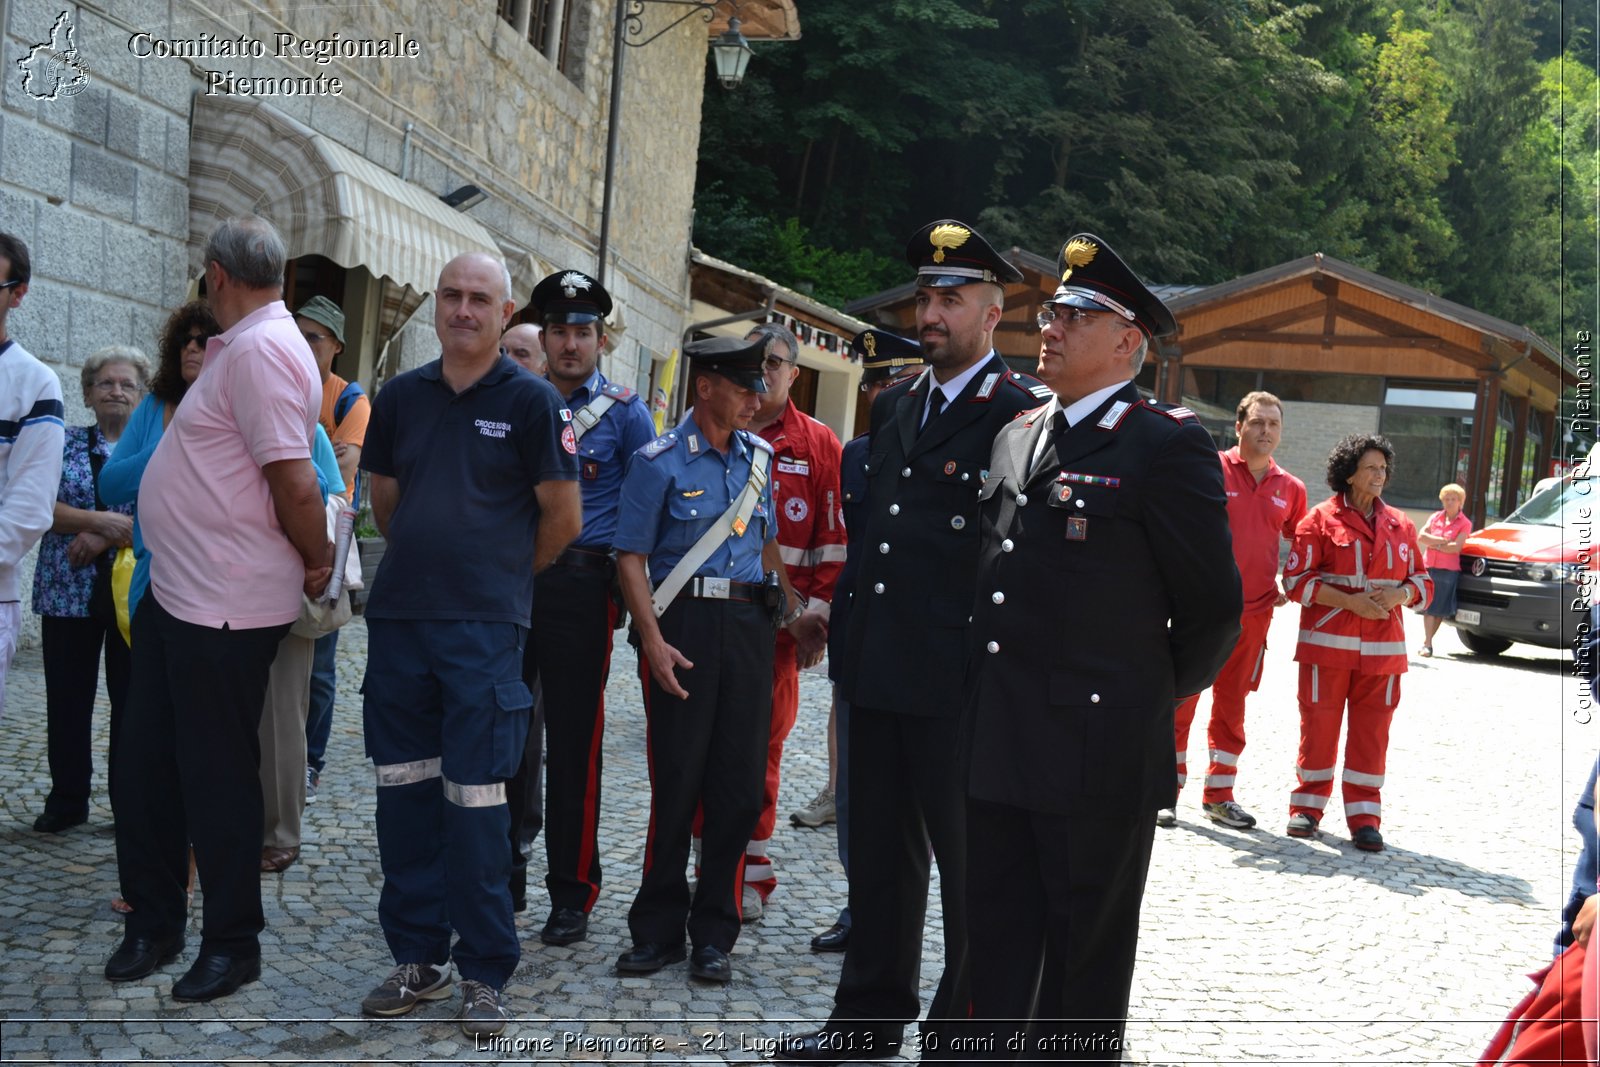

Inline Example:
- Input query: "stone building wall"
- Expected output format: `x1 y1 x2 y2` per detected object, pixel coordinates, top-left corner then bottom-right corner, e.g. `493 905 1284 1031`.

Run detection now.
0 0 714 645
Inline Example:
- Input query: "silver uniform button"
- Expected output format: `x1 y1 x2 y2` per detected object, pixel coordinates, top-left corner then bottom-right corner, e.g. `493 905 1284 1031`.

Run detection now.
690 509 698 517
992 591 1005 604
889 504 900 516
1001 539 1014 552
986 641 1000 653
873 582 885 594
1016 493 1028 506
1091 693 1101 703
961 472 970 482
878 543 890 554
901 467 912 478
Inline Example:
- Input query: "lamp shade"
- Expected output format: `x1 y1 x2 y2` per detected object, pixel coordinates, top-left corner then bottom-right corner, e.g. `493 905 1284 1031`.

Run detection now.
710 17 752 89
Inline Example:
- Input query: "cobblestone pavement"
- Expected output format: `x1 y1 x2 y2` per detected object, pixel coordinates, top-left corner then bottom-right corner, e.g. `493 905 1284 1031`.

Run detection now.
0 609 1589 1064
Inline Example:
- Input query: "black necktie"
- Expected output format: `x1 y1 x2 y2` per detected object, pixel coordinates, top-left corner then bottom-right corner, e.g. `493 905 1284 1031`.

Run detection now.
1031 410 1069 477
921 390 946 435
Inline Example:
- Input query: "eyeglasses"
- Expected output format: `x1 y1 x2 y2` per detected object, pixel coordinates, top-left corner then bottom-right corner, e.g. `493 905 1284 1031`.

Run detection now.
0 280 20 292
762 355 796 376
91 378 139 394
302 331 329 344
1035 304 1112 330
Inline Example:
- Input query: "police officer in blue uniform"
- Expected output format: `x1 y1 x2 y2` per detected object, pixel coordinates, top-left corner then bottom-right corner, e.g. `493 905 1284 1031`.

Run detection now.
613 336 779 985
517 269 656 948
812 328 926 954
963 233 1240 1061
357 253 582 1037
778 221 1051 1063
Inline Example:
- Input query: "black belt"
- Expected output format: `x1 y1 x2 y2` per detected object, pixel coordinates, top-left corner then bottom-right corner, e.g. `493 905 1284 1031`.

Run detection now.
682 577 765 604
553 547 615 572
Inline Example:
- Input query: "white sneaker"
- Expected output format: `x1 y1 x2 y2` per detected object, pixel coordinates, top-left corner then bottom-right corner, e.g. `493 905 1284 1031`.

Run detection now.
790 787 837 828
741 884 764 922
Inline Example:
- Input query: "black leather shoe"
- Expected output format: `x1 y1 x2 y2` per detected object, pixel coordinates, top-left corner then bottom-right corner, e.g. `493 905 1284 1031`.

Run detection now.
615 942 687 974
810 922 850 953
540 906 589 946
689 945 732 983
105 934 184 982
771 1029 902 1064
33 809 88 834
171 952 261 1001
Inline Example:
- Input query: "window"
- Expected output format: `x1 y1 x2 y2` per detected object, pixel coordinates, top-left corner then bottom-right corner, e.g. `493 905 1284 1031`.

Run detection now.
497 0 581 81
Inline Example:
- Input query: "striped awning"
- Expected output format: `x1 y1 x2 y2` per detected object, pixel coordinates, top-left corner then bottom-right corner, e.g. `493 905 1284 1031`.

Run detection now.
187 95 537 315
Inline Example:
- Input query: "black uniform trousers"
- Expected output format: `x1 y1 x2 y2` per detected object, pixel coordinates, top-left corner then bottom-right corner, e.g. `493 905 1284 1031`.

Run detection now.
40 614 130 818
528 560 617 912
831 705 968 1044
630 597 771 953
504 674 544 912
964 797 1157 1064
112 593 288 955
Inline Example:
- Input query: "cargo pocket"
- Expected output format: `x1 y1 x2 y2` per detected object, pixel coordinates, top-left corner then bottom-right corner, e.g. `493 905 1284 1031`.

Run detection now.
491 679 534 779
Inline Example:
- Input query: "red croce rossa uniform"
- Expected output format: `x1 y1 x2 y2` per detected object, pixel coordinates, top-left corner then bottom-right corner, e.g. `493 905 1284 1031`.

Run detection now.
1282 493 1431 831
1172 448 1307 803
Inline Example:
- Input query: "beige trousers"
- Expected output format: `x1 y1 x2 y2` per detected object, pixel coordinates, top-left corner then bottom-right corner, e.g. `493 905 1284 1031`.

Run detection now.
259 631 315 849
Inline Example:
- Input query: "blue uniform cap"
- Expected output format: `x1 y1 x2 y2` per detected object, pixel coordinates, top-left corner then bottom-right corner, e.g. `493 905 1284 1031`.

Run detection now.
686 335 769 393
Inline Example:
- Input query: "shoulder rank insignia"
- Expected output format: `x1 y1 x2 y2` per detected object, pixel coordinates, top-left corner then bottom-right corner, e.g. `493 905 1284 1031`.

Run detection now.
1002 373 1053 402
1096 400 1133 431
639 432 677 460
974 373 1000 401
602 382 636 401
1145 402 1200 424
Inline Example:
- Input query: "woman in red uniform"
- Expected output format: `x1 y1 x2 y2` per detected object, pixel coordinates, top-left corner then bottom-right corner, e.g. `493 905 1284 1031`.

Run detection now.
1282 434 1431 853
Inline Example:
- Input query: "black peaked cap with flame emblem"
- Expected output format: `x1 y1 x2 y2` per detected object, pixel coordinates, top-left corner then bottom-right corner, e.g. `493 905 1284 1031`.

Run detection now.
531 269 613 325
1050 233 1176 339
850 329 925 385
904 219 1023 288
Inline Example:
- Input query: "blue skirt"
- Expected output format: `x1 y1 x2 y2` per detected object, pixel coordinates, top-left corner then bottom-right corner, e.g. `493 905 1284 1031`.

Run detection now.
1425 567 1460 617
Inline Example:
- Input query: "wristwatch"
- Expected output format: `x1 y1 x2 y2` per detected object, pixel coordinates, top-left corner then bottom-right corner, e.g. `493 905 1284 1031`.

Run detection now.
782 595 809 627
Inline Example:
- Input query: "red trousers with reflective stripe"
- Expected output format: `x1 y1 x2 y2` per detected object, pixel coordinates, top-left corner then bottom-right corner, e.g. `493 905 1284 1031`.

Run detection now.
690 630 799 900
1173 610 1271 803
1289 663 1398 832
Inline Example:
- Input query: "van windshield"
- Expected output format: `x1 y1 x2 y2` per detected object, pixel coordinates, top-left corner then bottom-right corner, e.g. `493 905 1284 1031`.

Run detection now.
1507 477 1590 528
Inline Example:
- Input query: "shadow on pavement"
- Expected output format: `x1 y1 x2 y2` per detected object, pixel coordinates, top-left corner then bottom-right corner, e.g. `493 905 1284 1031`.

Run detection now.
1172 819 1538 903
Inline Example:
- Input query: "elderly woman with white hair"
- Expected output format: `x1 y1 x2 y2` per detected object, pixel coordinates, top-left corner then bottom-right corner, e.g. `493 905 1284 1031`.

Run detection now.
31 344 149 836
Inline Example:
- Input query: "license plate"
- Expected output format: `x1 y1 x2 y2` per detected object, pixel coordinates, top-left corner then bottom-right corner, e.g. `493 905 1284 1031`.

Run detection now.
1456 609 1481 625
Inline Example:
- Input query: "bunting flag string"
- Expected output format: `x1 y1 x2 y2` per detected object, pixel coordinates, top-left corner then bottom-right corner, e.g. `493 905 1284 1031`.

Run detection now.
767 311 860 363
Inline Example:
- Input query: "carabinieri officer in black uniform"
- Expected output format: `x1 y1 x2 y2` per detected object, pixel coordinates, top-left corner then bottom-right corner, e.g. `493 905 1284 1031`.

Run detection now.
520 269 656 948
778 221 1050 1063
613 336 780 985
962 233 1241 1062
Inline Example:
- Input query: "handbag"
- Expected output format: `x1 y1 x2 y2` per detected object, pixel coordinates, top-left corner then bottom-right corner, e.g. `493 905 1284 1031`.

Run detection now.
288 496 362 639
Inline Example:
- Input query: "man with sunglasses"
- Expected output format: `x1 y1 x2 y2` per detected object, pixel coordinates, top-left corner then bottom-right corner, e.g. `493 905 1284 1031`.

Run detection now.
961 232 1241 1059
0 233 65 720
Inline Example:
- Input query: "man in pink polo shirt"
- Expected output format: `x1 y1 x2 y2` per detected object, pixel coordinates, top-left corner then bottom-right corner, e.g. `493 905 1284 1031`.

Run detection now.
106 215 330 1003
1166 390 1307 830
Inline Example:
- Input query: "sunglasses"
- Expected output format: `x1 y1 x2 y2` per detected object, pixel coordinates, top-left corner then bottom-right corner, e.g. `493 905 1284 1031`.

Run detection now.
0 280 21 292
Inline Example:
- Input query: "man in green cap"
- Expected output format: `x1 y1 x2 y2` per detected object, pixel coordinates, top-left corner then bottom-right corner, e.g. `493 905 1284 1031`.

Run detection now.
294 294 370 805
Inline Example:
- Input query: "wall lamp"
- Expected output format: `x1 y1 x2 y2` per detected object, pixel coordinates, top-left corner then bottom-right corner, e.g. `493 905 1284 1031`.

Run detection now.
622 1 753 89
440 184 487 211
